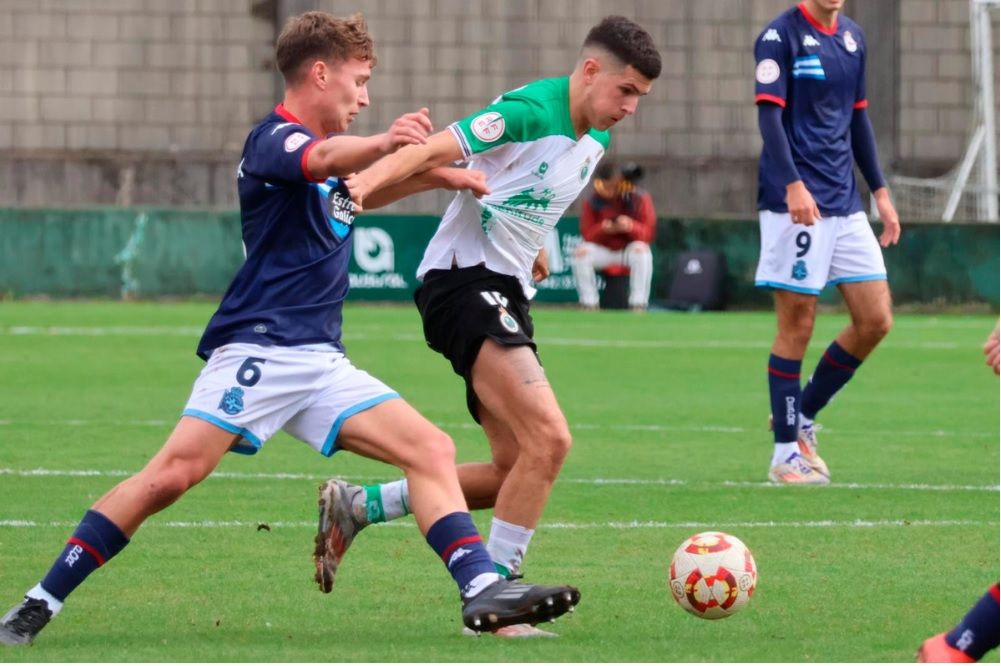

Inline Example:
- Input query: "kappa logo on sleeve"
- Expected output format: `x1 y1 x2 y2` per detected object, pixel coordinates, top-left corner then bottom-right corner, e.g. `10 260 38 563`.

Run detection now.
470 112 505 142
284 132 311 153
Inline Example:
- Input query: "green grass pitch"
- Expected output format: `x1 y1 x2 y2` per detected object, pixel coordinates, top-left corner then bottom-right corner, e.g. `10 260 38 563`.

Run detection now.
0 301 998 662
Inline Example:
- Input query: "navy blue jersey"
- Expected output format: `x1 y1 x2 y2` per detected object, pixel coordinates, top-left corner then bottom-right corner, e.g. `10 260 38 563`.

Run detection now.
196 104 355 360
754 3 868 216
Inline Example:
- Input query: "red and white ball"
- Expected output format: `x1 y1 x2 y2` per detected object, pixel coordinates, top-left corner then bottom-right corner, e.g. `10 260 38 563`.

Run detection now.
668 531 757 619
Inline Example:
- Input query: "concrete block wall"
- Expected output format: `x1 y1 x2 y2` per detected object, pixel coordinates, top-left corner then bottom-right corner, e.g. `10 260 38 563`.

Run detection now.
899 0 1000 168
0 0 275 208
0 0 993 216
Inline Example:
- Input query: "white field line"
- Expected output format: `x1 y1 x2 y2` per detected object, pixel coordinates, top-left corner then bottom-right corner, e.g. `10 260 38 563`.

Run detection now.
0 467 996 493
0 325 966 350
0 518 992 530
0 418 995 441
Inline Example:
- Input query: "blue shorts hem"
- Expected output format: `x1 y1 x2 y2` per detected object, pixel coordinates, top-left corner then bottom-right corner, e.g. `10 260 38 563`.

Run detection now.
320 393 401 457
826 274 887 286
181 409 262 455
754 281 822 296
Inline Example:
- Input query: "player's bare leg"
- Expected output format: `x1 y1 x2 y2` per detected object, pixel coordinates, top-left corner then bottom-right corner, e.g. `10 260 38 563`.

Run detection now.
335 399 465 532
792 279 893 480
315 399 466 593
771 289 816 360
93 418 239 535
449 409 520 510
0 418 237 645
470 340 572 531
835 280 893 360
451 404 558 638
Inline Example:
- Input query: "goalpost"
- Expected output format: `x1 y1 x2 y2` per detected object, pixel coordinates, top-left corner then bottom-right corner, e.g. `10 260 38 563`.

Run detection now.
887 0 1000 222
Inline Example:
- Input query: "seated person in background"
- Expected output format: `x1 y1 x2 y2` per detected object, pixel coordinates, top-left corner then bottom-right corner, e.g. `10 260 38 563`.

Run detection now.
571 162 656 311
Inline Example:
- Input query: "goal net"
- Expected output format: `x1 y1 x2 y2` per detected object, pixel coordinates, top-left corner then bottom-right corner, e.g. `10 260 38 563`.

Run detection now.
886 0 1000 222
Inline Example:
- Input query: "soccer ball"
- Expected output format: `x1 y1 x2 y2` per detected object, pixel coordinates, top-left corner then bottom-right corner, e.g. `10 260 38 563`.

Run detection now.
668 531 757 620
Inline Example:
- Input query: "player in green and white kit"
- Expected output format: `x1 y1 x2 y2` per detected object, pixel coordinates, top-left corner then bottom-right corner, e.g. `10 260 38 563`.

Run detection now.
313 16 661 637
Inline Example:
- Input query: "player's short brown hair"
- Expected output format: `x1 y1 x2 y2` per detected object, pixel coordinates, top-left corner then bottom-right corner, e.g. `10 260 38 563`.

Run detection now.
583 16 661 80
276 12 377 85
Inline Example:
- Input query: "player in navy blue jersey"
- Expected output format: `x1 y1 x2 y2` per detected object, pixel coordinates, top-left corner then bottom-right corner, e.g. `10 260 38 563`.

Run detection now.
0 12 579 646
753 0 901 484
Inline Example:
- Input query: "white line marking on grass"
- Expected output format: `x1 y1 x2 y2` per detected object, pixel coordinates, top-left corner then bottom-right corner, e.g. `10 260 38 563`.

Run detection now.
439 421 999 440
0 326 966 350
1 468 996 493
2 419 994 440
0 518 993 530
4 326 204 336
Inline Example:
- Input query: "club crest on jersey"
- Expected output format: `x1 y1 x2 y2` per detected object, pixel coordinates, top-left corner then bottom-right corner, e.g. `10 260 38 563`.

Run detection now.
499 309 520 333
843 31 858 53
219 387 245 416
791 260 808 281
471 112 505 142
284 132 310 153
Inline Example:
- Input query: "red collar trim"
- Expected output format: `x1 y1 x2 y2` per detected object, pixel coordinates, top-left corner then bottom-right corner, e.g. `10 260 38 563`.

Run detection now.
275 103 303 124
798 3 838 35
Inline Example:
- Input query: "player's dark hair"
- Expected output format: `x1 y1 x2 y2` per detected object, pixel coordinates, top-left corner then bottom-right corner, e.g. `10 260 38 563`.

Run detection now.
583 16 661 80
276 12 377 85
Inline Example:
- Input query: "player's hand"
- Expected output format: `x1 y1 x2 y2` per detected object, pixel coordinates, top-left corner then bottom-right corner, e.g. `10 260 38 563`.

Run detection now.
430 167 490 198
532 248 550 282
983 326 1000 375
344 172 367 211
380 108 433 154
873 188 901 247
601 219 615 234
786 181 821 226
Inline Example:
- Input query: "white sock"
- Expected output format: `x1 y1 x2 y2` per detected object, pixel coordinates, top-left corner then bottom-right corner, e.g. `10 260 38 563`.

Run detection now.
381 479 410 521
799 414 814 429
361 479 410 524
27 584 63 615
486 517 534 576
771 441 799 467
463 572 503 599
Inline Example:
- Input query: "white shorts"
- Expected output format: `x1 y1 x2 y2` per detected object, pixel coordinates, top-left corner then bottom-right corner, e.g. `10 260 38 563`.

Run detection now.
182 343 399 456
754 210 887 295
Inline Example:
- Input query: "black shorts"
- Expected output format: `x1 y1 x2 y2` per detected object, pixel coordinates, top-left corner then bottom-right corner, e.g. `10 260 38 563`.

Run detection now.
414 265 537 422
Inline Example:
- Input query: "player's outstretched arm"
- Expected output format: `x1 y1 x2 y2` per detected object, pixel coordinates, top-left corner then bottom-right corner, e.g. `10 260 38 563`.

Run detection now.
306 108 434 181
346 130 465 209
349 167 489 211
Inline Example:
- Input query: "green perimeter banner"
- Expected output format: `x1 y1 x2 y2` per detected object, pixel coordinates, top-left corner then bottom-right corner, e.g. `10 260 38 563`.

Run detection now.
0 208 996 307
347 215 583 303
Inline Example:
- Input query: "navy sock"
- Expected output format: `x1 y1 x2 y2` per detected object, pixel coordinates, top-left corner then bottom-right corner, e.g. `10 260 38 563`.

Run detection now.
768 354 802 443
425 512 496 594
39 510 130 601
946 584 1000 660
801 342 862 420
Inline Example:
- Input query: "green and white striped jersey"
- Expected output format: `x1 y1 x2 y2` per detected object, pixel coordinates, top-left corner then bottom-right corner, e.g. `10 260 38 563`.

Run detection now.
417 76 610 298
